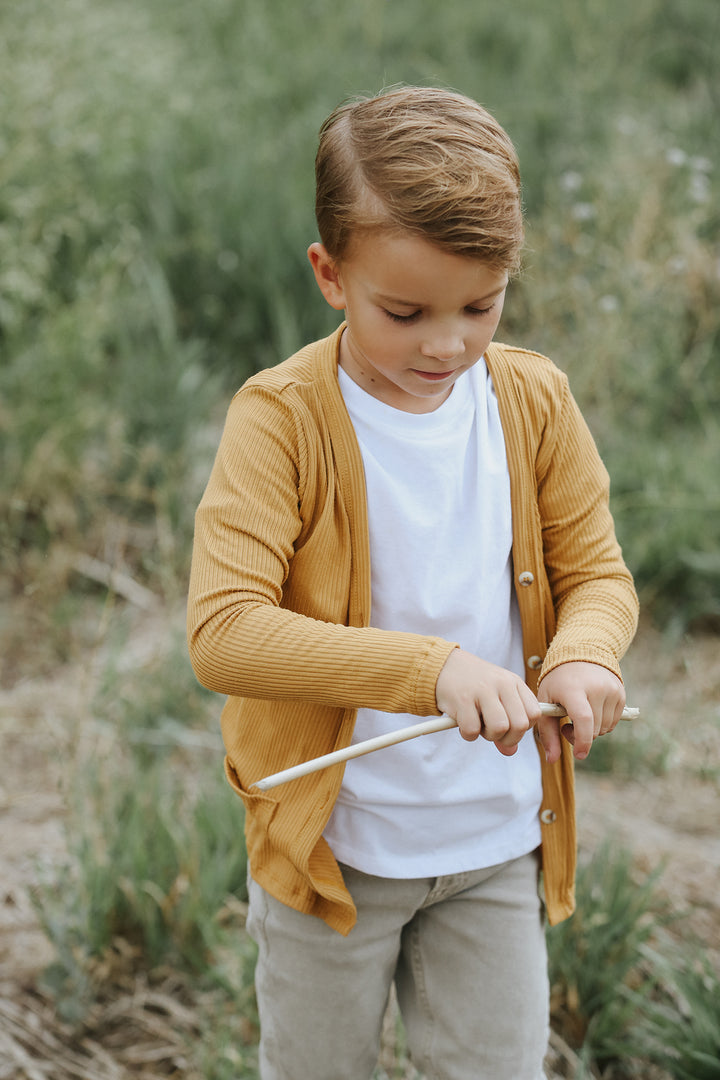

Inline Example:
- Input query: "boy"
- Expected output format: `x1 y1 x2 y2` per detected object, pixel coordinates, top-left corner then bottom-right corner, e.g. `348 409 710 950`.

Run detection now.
187 86 638 1080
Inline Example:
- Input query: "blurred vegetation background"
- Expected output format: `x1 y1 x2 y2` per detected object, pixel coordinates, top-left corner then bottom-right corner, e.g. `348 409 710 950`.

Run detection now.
2 0 719 680
2 2 719 1076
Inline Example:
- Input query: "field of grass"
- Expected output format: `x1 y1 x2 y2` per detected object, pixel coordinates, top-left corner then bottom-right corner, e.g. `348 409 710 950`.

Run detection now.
2 0 719 652
1 0 719 1076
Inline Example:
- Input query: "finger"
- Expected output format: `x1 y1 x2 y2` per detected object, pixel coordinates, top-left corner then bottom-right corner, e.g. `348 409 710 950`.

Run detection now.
568 711 594 759
494 706 533 747
490 689 538 746
607 692 627 734
536 715 563 763
478 699 512 745
597 697 621 737
521 687 543 727
455 702 483 742
493 691 540 756
597 698 613 737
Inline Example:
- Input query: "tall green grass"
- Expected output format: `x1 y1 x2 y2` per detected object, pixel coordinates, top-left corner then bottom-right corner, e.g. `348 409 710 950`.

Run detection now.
1 0 719 658
547 842 672 1074
33 638 251 1022
35 693 719 1080
638 952 720 1079
546 841 720 1078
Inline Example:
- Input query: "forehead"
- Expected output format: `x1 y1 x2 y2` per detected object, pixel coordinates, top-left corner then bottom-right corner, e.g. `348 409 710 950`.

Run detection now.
342 228 509 303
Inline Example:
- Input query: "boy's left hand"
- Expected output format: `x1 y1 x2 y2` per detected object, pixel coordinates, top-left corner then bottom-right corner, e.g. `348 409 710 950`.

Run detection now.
536 661 626 764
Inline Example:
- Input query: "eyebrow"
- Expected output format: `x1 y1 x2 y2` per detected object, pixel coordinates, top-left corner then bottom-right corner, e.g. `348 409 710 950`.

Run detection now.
375 284 508 308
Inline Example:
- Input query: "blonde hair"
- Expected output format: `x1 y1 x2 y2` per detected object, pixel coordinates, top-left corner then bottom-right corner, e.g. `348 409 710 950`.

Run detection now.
314 86 524 272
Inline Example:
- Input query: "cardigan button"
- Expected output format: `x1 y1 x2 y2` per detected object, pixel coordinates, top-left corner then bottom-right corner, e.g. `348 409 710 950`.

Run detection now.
540 809 557 825
526 654 544 670
518 570 535 587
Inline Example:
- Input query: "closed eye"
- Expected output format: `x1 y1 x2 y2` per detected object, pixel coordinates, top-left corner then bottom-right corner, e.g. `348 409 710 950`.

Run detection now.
383 303 495 324
384 309 421 324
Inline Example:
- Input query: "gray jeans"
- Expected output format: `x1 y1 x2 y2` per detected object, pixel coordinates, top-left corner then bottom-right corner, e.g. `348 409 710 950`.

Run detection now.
247 850 549 1080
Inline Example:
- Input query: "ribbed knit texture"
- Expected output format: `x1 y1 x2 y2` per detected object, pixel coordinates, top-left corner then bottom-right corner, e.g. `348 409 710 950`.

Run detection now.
187 325 638 934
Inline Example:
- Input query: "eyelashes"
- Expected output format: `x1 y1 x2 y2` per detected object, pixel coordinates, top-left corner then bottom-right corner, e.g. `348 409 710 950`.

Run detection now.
383 304 494 324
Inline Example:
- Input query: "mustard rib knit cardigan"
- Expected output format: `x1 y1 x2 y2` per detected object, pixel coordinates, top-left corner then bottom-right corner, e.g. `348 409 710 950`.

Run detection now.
187 325 638 935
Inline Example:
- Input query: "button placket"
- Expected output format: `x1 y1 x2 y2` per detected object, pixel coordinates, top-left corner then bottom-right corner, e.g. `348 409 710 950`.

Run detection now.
515 567 545 679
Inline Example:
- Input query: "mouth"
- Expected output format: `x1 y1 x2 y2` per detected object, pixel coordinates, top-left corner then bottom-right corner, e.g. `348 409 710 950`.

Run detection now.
412 369 457 382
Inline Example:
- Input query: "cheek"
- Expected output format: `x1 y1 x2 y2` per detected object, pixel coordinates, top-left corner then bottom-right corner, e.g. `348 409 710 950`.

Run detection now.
364 314 407 352
491 298 506 329
350 301 386 337
476 309 504 346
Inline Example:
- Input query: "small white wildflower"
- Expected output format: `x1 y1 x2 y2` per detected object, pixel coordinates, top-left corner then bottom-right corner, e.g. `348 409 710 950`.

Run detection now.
560 170 582 193
615 115 638 136
571 202 596 222
217 249 240 272
598 295 619 313
691 156 712 173
666 255 687 275
689 173 710 204
666 147 687 167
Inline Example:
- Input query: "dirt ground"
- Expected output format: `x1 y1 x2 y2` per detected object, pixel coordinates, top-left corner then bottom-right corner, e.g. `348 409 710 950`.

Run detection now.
1 605 718 1078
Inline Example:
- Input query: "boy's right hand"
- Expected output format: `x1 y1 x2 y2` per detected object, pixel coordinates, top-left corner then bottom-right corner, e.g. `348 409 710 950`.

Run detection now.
435 648 542 756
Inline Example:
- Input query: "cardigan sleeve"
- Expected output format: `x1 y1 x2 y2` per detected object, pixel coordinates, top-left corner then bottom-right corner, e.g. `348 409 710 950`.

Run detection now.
187 385 455 714
537 380 638 679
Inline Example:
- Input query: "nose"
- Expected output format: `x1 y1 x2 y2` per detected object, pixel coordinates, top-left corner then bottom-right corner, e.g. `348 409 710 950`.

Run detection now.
419 327 465 362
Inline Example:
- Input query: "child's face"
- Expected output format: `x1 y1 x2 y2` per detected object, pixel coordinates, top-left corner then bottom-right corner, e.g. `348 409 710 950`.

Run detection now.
308 230 508 413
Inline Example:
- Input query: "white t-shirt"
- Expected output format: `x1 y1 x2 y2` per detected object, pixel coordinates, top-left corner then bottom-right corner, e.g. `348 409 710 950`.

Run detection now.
323 361 543 877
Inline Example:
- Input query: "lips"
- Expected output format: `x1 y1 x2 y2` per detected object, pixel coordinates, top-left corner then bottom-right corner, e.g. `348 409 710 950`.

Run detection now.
412 369 456 381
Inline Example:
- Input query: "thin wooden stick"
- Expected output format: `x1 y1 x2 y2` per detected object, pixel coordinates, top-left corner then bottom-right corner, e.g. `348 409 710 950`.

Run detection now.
251 703 640 791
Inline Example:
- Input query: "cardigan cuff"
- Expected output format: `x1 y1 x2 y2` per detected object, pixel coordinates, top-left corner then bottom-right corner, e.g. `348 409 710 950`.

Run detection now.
412 639 460 715
538 643 624 684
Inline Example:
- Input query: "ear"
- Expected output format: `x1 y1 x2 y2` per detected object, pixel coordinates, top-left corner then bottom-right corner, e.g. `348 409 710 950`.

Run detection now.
307 242 346 310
